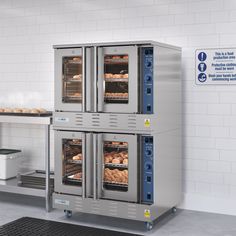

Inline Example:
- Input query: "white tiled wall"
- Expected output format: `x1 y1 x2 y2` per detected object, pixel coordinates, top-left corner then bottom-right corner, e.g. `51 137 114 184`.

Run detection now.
1 0 236 215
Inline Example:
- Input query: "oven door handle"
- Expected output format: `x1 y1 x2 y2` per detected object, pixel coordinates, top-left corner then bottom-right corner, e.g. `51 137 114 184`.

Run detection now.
93 133 97 200
82 132 86 199
97 133 103 199
94 46 98 112
97 47 104 112
82 47 86 112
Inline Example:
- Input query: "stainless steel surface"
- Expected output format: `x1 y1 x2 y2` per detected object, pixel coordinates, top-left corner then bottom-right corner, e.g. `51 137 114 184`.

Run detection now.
55 48 83 112
0 116 51 125
82 47 86 112
0 115 52 212
45 125 50 212
0 178 45 197
97 45 138 113
54 131 84 196
100 133 138 202
53 41 182 224
94 46 97 112
53 112 159 134
97 133 102 198
53 193 154 222
53 40 181 51
93 134 97 200
85 47 93 112
82 133 86 199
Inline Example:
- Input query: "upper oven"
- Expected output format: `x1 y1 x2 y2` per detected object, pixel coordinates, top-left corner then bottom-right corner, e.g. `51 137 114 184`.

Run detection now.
54 43 154 114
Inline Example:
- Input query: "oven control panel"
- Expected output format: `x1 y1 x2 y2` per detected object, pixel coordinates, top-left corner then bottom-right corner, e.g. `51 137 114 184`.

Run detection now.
142 47 154 114
142 136 154 204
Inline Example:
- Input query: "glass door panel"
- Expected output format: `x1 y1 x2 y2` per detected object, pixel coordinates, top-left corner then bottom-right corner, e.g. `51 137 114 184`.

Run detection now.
98 133 138 202
103 141 128 192
97 46 138 113
104 55 129 104
55 48 83 112
62 138 83 186
55 131 84 196
62 56 83 104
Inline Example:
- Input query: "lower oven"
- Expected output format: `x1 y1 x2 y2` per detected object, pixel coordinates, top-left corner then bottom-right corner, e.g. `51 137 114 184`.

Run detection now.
55 130 154 204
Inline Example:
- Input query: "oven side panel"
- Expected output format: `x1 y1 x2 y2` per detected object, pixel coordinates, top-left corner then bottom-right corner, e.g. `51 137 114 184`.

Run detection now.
152 45 182 212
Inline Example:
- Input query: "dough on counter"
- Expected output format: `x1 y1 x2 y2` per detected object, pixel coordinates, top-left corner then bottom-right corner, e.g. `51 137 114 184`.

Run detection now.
4 108 13 113
30 108 40 114
37 108 47 113
13 108 22 113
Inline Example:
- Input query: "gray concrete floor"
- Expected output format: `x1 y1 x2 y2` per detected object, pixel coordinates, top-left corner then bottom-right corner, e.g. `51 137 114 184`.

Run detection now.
0 193 236 236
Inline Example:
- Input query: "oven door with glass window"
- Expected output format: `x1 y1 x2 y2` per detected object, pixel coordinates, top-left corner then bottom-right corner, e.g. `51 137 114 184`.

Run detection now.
55 130 92 197
55 48 84 112
97 133 138 202
97 46 138 113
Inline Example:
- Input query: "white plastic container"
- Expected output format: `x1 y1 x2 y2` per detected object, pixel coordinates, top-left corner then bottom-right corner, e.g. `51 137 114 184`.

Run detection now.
0 149 22 180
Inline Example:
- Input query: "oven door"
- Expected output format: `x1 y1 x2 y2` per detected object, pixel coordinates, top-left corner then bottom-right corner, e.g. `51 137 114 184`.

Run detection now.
55 48 86 112
97 46 138 113
97 133 138 202
55 130 92 197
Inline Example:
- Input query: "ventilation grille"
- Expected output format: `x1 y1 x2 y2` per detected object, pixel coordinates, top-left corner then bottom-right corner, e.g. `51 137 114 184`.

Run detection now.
127 204 137 219
75 114 83 127
108 114 118 128
127 115 137 129
92 114 100 127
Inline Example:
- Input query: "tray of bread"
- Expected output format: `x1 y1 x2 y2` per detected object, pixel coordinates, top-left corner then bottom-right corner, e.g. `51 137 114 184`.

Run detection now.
67 172 82 182
104 93 128 100
67 153 83 164
104 55 128 64
104 168 128 186
67 139 82 146
0 108 52 117
104 151 128 167
104 141 128 148
64 74 82 82
67 57 82 64
104 73 128 82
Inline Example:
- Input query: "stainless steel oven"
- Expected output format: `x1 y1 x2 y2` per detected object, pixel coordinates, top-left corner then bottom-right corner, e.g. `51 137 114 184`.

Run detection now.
55 130 145 203
54 42 154 114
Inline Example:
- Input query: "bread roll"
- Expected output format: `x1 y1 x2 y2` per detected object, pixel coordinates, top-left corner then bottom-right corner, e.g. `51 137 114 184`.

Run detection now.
112 158 120 164
123 159 128 165
38 108 47 113
4 108 13 113
30 108 40 114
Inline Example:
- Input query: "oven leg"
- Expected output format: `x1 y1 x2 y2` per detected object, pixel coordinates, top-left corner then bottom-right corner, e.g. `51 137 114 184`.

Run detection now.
45 125 51 212
64 210 72 218
145 221 153 231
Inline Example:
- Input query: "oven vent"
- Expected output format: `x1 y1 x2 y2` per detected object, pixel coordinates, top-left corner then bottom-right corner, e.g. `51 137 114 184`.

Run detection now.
90 201 100 214
108 202 118 216
75 198 83 211
108 114 118 128
128 115 137 129
92 114 100 127
127 204 137 219
75 114 83 127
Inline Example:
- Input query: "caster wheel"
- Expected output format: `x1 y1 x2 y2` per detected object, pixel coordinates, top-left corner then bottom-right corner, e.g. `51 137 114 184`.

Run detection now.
145 222 153 231
172 207 177 214
64 210 72 218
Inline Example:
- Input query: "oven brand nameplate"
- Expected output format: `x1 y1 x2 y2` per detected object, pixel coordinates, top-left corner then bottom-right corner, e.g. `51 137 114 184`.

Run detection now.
55 117 69 123
55 199 70 206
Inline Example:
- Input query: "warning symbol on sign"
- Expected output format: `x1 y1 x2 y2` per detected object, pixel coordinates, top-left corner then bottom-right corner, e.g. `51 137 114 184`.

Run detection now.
144 119 151 128
144 209 151 218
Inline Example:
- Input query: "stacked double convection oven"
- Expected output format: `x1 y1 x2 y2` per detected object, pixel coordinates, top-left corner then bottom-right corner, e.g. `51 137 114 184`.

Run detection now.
52 41 182 230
